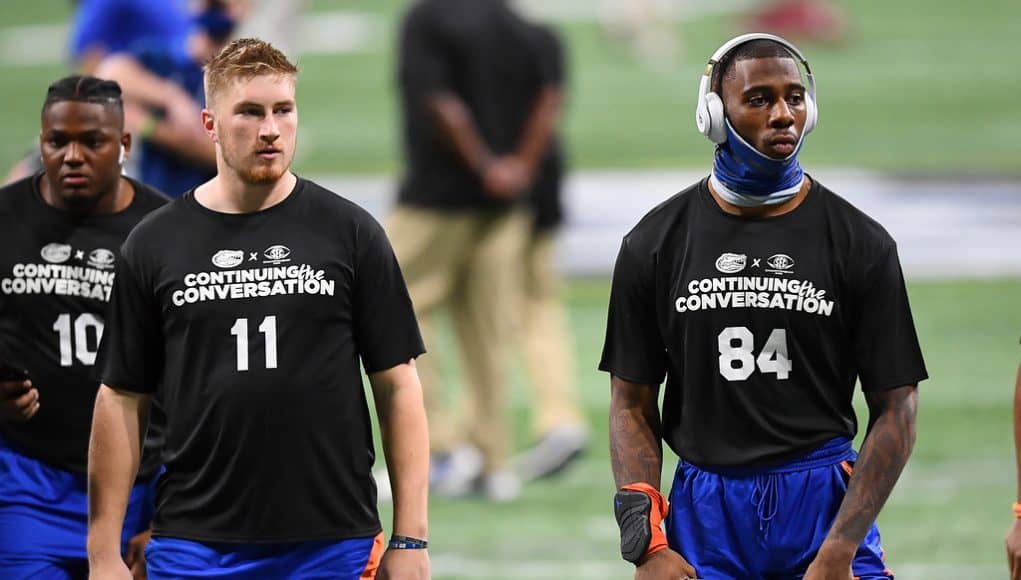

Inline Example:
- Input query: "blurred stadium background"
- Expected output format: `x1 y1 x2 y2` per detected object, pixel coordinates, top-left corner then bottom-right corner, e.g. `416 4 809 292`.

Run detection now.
2 0 1019 578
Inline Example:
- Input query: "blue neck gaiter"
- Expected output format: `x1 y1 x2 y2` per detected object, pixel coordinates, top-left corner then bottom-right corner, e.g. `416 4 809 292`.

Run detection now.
710 120 805 207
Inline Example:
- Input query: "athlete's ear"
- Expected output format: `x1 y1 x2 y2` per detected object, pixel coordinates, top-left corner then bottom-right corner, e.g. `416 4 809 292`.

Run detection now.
120 132 132 160
201 109 218 144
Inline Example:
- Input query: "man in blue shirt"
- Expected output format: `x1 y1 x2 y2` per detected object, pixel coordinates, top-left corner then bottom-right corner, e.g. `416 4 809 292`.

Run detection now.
96 2 237 197
71 0 191 73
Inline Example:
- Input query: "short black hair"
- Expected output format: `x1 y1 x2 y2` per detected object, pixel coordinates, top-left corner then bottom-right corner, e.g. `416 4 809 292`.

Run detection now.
712 39 796 96
42 75 124 117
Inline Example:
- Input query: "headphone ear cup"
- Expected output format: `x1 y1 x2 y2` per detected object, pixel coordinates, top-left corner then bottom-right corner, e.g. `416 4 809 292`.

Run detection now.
704 92 727 144
803 93 817 135
695 96 711 138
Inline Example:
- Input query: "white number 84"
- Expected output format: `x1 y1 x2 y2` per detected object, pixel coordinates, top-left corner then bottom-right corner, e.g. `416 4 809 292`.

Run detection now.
717 327 792 381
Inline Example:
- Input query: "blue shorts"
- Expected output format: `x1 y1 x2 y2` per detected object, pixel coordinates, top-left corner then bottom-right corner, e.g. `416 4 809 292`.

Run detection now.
0 437 158 579
145 533 385 579
665 438 893 579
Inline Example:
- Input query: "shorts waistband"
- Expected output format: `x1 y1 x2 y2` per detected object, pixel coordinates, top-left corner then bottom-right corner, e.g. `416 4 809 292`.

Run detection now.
682 437 855 477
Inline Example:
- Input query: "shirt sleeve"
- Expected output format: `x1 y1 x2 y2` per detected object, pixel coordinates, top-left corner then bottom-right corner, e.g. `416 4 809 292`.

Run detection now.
598 236 668 385
97 242 164 394
70 0 121 59
398 4 452 96
352 219 426 374
851 243 928 391
538 26 566 87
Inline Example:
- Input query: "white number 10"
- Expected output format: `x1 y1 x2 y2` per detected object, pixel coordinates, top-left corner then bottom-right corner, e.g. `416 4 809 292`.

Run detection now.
717 326 792 381
52 313 104 366
230 316 278 372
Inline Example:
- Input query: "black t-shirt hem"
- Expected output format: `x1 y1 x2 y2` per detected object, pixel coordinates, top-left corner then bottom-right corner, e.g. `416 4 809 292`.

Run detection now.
363 347 426 375
150 524 384 544
860 371 928 392
101 376 155 395
0 431 160 481
597 364 665 387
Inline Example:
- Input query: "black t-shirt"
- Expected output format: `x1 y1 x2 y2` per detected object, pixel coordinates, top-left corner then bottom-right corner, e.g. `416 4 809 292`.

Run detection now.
599 178 928 467
98 177 425 542
528 23 566 232
0 173 167 475
397 0 557 210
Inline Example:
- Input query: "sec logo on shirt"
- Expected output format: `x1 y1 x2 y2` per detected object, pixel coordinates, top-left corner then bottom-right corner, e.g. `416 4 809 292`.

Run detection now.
88 248 116 270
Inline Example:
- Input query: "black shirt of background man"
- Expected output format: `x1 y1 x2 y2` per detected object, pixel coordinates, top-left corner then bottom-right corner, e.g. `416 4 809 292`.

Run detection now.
600 178 928 467
397 0 559 210
527 23 567 233
99 178 425 542
0 173 167 476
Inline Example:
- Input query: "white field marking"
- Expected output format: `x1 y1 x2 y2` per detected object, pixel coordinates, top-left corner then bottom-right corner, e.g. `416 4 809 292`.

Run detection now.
513 0 755 23
888 459 1013 505
430 553 629 579
0 12 380 67
0 24 67 66
293 11 381 56
314 169 1021 279
890 564 1003 579
429 554 1000 580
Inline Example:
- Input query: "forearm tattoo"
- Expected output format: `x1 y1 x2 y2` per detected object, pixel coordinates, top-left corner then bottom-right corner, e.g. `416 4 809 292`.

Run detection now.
609 388 664 488
828 386 918 547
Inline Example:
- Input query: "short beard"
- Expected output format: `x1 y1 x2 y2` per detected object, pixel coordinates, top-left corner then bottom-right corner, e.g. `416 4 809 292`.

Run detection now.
59 185 112 214
238 164 287 185
222 148 290 186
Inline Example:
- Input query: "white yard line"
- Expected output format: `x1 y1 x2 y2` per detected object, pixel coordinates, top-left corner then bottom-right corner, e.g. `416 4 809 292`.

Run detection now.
0 11 381 67
429 554 1002 580
312 169 1021 279
0 23 68 66
513 0 756 23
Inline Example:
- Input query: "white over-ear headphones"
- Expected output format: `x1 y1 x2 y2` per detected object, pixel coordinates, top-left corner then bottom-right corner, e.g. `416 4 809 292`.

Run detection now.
694 32 818 145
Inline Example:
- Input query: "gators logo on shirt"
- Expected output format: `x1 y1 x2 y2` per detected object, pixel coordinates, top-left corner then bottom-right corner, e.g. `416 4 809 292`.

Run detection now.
715 253 747 274
212 250 245 269
40 243 72 264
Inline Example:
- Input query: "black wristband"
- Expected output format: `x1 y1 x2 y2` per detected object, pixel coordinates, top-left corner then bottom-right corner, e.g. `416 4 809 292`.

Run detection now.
388 534 428 549
614 489 653 564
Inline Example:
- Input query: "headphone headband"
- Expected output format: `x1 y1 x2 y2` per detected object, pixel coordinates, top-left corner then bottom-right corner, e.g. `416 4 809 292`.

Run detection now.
707 33 810 73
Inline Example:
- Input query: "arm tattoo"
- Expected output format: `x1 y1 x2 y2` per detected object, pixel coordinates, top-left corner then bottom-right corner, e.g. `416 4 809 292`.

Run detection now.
826 384 918 548
609 377 664 489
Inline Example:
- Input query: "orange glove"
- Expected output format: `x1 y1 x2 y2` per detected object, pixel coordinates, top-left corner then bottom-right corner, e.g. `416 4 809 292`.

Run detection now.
615 482 669 563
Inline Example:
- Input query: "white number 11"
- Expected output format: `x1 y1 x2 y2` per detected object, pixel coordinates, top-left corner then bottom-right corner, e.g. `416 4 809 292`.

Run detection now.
230 316 278 372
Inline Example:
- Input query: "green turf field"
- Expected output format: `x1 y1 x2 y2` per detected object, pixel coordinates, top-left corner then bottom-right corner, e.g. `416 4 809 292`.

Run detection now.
1 2 1017 578
1 0 1019 173
388 277 1019 579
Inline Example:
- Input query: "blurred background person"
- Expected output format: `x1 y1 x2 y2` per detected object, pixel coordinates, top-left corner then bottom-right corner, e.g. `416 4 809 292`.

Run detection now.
746 0 850 44
387 0 561 502
600 0 681 67
95 0 241 197
511 22 590 483
70 0 191 74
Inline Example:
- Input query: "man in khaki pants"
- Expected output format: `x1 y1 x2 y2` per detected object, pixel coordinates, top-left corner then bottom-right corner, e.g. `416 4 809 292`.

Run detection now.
388 0 562 501
511 23 589 482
